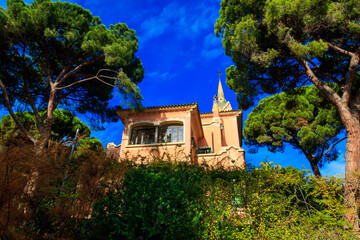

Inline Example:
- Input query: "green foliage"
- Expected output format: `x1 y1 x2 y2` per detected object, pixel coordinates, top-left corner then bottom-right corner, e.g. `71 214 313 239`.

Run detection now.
199 162 354 239
85 161 206 240
0 0 144 147
0 140 129 239
215 0 360 221
0 109 91 143
85 160 355 239
215 0 360 109
1 147 356 239
244 85 344 176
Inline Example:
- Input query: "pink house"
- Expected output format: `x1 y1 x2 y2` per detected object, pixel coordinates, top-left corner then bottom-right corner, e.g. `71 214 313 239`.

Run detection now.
110 80 245 168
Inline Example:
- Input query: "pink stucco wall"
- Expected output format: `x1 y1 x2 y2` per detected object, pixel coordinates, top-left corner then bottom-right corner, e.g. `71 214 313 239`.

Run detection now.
118 105 195 163
199 110 242 149
114 104 245 169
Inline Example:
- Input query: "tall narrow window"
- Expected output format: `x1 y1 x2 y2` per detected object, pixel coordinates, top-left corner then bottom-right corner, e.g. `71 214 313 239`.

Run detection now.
179 127 183 142
172 128 177 142
159 124 183 143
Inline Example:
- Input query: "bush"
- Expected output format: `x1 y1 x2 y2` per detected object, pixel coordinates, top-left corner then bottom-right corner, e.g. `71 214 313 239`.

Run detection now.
85 160 206 240
86 160 356 239
201 162 354 239
2 142 356 240
0 140 127 239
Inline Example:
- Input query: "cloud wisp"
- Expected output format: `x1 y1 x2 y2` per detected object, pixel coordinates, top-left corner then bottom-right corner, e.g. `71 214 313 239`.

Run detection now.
139 1 218 43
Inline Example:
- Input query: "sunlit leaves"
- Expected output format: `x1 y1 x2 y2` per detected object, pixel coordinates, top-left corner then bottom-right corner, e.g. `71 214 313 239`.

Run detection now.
215 0 360 109
244 85 343 173
0 0 144 138
0 109 91 142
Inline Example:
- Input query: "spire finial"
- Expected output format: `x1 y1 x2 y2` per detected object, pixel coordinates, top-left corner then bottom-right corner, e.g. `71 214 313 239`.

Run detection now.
217 69 223 80
217 70 225 103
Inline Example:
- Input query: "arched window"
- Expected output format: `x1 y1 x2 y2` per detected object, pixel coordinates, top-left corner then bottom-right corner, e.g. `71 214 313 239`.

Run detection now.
159 124 183 143
129 123 184 145
130 125 156 145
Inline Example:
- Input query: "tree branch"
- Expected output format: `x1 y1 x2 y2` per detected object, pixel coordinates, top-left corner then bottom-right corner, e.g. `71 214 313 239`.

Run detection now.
0 78 36 143
55 76 97 90
321 137 347 157
342 51 360 106
54 89 80 105
298 59 342 107
24 79 43 129
55 54 105 87
56 69 117 90
20 55 43 129
323 40 354 58
308 60 341 85
350 91 360 123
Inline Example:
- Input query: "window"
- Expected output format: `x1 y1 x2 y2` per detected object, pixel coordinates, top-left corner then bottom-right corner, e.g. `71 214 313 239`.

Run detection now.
159 124 183 143
129 123 184 145
130 126 156 145
197 147 211 154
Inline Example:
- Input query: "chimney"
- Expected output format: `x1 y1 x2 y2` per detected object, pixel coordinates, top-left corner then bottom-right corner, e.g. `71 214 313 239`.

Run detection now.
212 95 220 118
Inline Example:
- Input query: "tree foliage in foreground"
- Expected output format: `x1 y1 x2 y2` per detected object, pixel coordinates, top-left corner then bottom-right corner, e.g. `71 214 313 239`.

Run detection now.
85 162 206 240
244 85 344 177
1 145 355 239
215 0 360 227
0 141 130 239
0 0 144 151
84 160 354 240
0 109 91 144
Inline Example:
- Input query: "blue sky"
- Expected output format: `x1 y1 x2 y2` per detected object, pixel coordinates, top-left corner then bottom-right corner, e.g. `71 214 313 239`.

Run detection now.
0 0 346 176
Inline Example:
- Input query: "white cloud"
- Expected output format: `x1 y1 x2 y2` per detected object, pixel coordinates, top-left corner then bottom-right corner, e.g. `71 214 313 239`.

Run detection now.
200 31 224 61
204 33 221 48
140 1 218 43
201 48 223 60
140 3 184 41
146 71 176 82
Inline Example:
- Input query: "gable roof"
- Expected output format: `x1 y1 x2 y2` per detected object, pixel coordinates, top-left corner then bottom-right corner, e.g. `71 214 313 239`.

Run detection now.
116 103 198 113
116 103 204 137
200 109 242 116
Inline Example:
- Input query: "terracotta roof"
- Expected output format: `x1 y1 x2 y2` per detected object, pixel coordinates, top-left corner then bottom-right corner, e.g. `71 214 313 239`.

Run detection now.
200 109 242 115
116 102 204 137
117 103 198 112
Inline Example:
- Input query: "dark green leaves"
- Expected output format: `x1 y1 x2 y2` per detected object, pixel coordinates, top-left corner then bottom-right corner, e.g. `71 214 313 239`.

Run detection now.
0 0 144 127
244 85 343 173
215 0 360 109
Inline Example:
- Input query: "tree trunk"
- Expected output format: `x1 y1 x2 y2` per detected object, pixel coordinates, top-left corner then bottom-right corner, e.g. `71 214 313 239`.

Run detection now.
338 107 360 230
298 146 322 177
35 89 56 154
309 160 322 178
300 58 360 230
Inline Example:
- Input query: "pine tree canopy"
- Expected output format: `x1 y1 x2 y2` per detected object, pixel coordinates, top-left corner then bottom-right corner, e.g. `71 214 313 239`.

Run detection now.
215 0 360 110
0 0 144 147
244 85 344 176
215 0 360 225
0 109 91 143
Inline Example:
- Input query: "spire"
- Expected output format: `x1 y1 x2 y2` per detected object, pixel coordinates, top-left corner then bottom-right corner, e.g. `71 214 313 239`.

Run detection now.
217 70 227 110
218 79 225 103
216 70 232 111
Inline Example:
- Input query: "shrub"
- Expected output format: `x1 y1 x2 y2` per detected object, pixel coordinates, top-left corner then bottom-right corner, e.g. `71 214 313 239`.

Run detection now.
2 142 356 240
0 140 127 239
85 160 206 240
85 160 357 239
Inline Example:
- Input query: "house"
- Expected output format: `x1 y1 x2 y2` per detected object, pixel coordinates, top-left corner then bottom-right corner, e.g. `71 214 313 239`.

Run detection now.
109 80 245 168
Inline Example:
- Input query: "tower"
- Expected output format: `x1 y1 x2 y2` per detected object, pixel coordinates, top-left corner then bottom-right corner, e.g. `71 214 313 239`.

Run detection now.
216 73 232 111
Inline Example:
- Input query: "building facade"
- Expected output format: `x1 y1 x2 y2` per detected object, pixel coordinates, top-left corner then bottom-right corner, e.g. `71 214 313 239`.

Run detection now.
110 80 245 168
